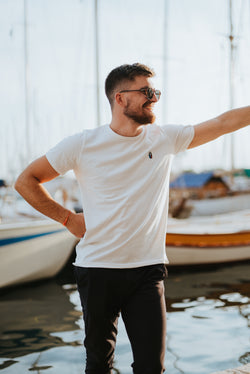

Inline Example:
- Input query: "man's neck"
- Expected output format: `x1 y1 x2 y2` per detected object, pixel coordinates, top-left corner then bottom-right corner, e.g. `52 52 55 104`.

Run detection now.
109 119 143 137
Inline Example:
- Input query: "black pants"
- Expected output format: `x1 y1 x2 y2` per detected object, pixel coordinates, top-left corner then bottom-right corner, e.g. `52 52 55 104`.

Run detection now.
74 264 167 374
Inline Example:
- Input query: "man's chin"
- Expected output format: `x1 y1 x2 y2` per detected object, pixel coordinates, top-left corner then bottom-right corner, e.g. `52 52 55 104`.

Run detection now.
143 108 156 123
124 109 155 125
136 110 155 124
137 116 155 125
144 113 155 124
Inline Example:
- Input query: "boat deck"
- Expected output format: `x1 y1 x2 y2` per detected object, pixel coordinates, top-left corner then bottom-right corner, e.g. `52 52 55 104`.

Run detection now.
167 209 250 235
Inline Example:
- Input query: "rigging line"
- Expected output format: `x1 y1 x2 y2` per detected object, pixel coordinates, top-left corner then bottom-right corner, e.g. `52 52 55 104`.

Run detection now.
229 0 236 172
231 0 247 77
236 0 249 105
233 0 244 72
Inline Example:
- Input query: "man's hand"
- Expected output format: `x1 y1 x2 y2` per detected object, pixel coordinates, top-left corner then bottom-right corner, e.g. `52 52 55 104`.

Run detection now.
66 212 86 238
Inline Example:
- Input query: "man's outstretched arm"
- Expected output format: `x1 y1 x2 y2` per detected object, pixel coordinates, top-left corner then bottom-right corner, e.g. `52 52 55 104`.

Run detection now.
188 106 250 149
14 155 85 238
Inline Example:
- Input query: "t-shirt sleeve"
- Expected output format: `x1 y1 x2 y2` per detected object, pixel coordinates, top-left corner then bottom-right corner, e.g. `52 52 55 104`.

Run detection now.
161 124 194 155
46 132 85 175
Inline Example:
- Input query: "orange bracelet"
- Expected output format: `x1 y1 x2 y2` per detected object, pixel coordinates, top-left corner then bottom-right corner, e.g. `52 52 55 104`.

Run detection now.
62 211 71 226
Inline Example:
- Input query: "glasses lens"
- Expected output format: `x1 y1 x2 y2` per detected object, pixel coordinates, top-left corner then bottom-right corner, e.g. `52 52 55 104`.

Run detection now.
145 88 161 100
147 88 154 99
155 90 161 100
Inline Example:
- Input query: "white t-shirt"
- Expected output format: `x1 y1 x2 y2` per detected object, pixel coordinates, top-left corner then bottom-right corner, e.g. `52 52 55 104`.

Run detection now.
46 123 194 268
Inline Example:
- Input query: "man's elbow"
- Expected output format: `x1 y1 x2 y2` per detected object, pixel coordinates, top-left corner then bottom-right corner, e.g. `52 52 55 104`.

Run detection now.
14 172 26 195
14 179 19 193
14 170 36 196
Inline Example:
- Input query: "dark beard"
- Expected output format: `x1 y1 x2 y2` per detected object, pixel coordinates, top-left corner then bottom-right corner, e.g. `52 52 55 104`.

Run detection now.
123 104 155 124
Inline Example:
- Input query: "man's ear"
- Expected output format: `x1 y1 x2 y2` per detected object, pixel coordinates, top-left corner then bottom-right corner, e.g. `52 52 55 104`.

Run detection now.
114 92 125 107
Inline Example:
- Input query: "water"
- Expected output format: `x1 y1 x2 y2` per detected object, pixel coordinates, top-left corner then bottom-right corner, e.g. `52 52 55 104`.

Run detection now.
0 261 250 374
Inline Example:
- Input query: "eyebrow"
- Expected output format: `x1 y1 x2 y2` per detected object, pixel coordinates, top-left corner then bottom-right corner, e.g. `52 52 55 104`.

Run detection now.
137 86 152 90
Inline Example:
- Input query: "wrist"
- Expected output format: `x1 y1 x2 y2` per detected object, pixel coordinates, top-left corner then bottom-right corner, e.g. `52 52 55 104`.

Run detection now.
62 211 71 227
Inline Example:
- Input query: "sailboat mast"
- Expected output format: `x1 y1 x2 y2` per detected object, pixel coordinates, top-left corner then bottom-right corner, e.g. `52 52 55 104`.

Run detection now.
94 0 101 127
229 0 235 171
162 0 168 124
23 0 31 162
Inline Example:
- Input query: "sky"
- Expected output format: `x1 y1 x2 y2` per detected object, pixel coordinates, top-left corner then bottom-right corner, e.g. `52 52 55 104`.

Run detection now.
1 0 250 181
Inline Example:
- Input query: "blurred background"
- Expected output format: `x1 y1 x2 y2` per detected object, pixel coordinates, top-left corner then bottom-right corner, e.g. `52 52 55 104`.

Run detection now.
1 0 250 182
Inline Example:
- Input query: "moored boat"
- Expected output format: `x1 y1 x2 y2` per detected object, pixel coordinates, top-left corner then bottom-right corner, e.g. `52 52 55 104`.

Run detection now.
0 219 78 288
166 210 250 265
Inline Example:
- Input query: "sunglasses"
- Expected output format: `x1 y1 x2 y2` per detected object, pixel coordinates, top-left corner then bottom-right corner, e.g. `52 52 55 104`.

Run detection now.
119 87 161 101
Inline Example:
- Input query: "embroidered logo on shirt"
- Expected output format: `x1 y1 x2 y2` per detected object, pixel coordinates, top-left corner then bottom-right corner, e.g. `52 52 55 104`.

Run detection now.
148 152 152 159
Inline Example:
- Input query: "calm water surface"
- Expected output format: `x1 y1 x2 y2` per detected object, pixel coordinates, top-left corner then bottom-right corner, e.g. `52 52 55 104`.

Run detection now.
0 261 250 374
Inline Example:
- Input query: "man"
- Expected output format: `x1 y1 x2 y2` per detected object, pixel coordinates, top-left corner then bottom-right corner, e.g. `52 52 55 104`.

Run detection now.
15 63 250 374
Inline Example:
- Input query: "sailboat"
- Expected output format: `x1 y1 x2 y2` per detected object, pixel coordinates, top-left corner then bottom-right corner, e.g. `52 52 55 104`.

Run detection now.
165 0 250 266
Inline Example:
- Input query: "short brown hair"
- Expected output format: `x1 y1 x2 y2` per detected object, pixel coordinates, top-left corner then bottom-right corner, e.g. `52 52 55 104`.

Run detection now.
105 63 155 108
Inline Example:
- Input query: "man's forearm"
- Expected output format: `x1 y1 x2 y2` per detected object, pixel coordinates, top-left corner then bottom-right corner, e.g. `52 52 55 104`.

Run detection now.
189 105 250 149
14 155 86 238
14 174 69 224
218 105 250 133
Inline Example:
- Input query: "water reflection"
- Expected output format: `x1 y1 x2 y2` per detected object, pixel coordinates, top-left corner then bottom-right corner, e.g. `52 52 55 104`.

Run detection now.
164 262 250 373
28 352 53 372
0 261 249 373
0 281 82 371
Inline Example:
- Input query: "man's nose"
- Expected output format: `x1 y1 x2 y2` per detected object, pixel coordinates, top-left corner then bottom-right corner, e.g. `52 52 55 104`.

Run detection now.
150 93 159 102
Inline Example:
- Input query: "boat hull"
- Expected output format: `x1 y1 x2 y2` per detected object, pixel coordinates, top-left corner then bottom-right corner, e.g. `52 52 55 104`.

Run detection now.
0 220 78 288
165 212 250 265
166 231 250 265
166 242 250 265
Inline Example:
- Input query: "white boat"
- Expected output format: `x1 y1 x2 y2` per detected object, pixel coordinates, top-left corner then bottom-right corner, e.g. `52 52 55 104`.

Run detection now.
166 210 250 265
0 219 78 288
187 193 250 217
